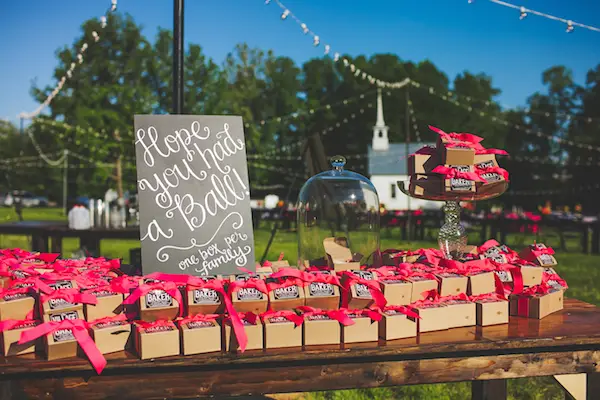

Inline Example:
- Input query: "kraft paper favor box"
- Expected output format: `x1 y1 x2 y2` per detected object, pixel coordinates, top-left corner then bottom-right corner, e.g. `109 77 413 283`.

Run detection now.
303 271 340 310
262 314 302 349
187 284 224 316
341 311 379 344
41 297 84 321
435 272 468 296
412 304 448 333
509 288 564 319
474 154 498 169
409 176 442 197
90 320 132 354
381 251 420 266
408 275 439 303
45 324 79 361
179 319 221 355
379 309 417 341
442 165 476 193
1 320 40 356
303 313 341 346
518 265 543 287
443 299 476 328
475 299 509 326
84 289 124 322
267 280 305 311
139 289 180 322
135 321 180 360
323 237 361 271
269 260 291 272
467 271 496 296
408 148 439 175
483 247 508 264
223 317 263 352
438 143 475 165
229 275 268 314
378 276 412 306
0 290 35 321
519 244 558 267
477 167 507 195
342 270 379 309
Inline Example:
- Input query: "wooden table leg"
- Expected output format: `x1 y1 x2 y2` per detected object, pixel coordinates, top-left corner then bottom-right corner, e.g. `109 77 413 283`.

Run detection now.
50 235 62 254
472 379 507 400
31 234 49 252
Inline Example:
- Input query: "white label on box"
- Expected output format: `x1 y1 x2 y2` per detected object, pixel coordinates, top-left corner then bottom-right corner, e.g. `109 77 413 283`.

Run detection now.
49 280 74 290
52 328 75 342
538 254 555 265
352 270 375 280
307 314 331 321
273 285 300 300
187 321 214 329
96 321 127 329
48 297 75 310
236 287 262 301
481 172 502 182
309 282 335 297
495 270 512 283
49 310 79 322
145 290 173 308
90 289 117 298
268 316 289 324
145 325 174 333
451 178 472 191
193 288 220 304
355 283 372 298
544 267 557 275
2 292 29 302
476 160 494 169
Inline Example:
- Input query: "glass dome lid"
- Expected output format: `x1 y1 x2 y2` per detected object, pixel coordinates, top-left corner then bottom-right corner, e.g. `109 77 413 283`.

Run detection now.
296 156 380 269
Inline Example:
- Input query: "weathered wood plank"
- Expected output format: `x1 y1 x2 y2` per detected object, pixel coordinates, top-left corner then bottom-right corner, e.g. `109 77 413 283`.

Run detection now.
7 350 600 399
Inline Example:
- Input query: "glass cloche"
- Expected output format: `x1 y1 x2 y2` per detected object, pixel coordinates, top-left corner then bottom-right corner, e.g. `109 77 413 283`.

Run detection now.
297 156 380 269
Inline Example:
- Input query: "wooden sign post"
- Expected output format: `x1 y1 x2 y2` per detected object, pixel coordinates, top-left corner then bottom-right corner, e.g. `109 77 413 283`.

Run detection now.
134 115 255 276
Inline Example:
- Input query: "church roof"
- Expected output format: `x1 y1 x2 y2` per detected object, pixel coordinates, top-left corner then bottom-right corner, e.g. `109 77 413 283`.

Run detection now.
368 142 435 175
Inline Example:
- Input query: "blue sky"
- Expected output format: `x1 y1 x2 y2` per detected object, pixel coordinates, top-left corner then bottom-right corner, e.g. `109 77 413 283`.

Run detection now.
1 0 599 125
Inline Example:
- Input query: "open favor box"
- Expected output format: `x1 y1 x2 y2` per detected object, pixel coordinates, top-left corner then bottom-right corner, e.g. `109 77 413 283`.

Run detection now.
323 237 362 272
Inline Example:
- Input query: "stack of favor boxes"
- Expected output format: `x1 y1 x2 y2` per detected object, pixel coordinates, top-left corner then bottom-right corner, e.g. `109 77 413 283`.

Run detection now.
409 125 509 197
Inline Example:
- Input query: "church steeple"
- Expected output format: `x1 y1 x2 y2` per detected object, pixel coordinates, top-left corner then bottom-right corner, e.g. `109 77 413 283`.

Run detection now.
372 88 389 151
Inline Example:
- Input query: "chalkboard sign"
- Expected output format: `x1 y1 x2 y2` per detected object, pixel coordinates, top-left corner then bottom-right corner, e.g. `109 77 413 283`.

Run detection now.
134 115 255 276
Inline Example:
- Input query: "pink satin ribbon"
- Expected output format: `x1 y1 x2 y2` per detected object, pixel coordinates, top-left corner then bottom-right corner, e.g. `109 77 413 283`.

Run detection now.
432 165 486 183
339 271 387 309
19 319 107 374
382 305 421 319
177 313 220 327
260 310 304 326
40 288 98 307
0 319 39 332
122 281 183 317
296 306 355 326
429 125 484 144
476 166 509 181
88 313 129 327
9 276 53 294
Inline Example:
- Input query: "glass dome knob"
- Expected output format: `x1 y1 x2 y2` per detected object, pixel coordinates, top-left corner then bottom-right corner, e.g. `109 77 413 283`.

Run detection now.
330 155 346 171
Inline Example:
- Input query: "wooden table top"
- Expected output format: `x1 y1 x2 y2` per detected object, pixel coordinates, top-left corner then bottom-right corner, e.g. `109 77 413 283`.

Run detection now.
1 298 599 380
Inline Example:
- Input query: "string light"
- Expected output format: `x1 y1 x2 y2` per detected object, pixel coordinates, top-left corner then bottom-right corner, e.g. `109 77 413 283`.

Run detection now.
487 0 600 33
410 80 600 153
407 98 422 142
269 0 411 89
18 1 117 120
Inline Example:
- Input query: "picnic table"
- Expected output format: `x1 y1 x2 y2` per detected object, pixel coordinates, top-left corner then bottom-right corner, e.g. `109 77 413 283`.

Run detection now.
0 221 140 255
0 298 597 399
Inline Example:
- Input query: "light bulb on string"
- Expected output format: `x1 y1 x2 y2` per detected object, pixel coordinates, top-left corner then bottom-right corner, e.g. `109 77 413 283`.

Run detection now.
313 35 320 46
566 20 574 33
281 9 290 20
519 7 527 20
301 23 309 34
265 0 270 4
324 44 330 54
111 0 117 12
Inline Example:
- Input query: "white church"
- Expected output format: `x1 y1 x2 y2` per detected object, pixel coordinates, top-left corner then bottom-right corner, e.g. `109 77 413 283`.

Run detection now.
367 90 441 210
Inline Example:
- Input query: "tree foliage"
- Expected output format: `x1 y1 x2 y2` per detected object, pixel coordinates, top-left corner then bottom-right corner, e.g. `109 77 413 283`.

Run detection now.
8 12 600 211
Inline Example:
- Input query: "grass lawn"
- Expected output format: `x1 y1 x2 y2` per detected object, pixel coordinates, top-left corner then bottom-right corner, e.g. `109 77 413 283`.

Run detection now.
1 208 598 399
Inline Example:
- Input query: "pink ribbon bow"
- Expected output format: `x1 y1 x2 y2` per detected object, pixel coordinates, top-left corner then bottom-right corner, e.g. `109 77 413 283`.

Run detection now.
88 313 129 327
476 166 509 181
9 276 53 294
177 313 220 327
429 125 484 144
40 288 98 307
469 292 507 302
0 319 39 332
382 305 421 319
296 306 355 326
432 165 486 183
339 271 387 309
343 308 383 322
260 310 304 326
123 281 183 317
19 319 106 374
